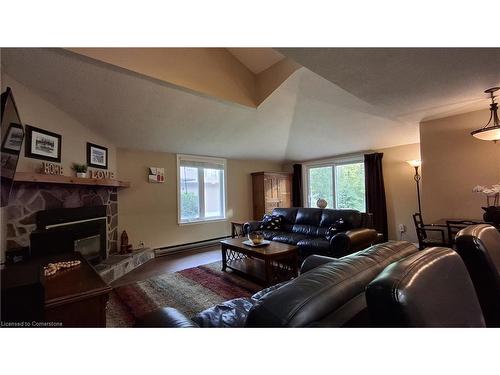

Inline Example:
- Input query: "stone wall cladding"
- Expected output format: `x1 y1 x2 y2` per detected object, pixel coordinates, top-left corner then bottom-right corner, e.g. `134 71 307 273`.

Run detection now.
6 182 118 254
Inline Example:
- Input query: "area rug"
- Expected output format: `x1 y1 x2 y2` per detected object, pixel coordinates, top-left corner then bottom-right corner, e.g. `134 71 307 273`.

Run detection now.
107 261 262 327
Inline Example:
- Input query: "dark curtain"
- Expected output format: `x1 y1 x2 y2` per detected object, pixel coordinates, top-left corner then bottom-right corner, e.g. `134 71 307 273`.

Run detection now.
292 163 303 207
364 153 388 241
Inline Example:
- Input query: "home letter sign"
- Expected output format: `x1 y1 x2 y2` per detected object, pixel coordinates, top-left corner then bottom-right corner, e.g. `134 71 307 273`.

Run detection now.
41 162 63 175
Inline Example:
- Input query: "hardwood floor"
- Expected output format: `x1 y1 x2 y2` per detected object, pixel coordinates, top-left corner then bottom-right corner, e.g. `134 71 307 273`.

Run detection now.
110 245 222 287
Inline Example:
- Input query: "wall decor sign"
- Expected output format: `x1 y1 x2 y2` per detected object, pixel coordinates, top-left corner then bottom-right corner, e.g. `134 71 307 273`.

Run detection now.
148 167 165 183
87 142 108 169
25 125 62 162
89 169 115 179
1 123 24 154
41 161 63 175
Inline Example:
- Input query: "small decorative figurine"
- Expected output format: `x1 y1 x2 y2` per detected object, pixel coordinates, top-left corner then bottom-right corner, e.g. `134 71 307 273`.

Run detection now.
120 230 133 254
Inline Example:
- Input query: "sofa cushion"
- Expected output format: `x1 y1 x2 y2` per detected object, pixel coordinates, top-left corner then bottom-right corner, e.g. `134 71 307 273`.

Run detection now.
260 230 288 240
251 281 288 300
295 208 323 226
272 233 309 245
191 298 255 328
297 238 331 253
259 214 283 230
271 208 298 225
291 224 322 236
320 209 361 228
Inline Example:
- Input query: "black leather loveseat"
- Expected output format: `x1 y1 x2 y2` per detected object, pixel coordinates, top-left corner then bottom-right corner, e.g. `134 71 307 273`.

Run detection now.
136 241 418 327
243 207 379 260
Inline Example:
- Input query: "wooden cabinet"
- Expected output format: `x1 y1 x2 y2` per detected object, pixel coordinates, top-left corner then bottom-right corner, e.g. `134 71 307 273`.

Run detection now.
251 172 293 220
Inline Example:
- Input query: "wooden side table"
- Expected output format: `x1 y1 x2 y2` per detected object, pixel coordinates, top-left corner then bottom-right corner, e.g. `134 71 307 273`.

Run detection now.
230 220 248 238
43 253 111 327
1 253 111 327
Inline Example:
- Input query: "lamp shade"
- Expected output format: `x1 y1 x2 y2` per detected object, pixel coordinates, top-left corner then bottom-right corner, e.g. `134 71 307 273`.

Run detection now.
471 87 500 142
471 125 500 141
406 160 421 168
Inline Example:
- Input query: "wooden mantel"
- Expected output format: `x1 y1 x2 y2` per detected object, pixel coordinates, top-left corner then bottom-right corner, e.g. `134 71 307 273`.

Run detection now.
14 172 130 188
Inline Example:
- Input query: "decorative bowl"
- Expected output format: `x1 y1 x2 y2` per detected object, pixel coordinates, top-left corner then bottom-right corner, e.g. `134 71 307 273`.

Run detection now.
248 231 264 245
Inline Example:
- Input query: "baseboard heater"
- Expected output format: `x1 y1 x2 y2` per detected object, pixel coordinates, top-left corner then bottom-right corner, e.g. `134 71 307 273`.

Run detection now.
154 235 231 257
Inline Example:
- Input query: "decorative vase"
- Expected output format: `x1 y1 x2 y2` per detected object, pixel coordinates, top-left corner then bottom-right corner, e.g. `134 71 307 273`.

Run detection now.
248 231 264 245
482 206 500 227
316 198 327 209
76 172 87 178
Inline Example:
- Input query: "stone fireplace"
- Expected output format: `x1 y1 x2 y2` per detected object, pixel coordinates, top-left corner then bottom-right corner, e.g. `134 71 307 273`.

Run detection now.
5 182 118 255
30 205 108 262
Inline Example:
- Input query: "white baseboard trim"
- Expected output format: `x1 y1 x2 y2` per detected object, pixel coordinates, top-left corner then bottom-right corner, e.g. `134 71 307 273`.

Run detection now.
154 236 230 257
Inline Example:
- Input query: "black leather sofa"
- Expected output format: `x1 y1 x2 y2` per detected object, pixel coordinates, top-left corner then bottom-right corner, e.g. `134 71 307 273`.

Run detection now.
366 247 486 327
135 241 418 328
243 207 379 260
455 224 500 327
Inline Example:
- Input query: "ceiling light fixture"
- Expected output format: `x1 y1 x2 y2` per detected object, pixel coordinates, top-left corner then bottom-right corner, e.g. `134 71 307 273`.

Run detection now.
471 87 500 142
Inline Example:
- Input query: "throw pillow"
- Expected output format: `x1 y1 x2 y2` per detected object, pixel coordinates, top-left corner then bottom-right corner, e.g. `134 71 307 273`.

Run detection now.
325 218 348 240
259 214 283 230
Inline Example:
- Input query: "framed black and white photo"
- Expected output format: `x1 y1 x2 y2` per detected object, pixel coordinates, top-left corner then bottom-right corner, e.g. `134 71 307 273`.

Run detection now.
25 125 62 162
87 142 108 169
1 123 24 154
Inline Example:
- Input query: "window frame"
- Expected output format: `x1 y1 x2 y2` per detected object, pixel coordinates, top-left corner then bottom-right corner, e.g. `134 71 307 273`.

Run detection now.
177 154 227 225
302 154 366 212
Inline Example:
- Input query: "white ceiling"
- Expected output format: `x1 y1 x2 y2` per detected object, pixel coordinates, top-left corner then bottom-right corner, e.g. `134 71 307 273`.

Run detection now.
226 48 285 74
278 48 500 122
2 48 498 162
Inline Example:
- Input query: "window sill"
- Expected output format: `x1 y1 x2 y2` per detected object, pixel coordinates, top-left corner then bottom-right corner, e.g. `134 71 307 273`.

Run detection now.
178 218 227 226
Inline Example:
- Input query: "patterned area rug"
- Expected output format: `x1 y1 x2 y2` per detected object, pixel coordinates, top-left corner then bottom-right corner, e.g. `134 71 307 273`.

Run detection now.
107 261 262 327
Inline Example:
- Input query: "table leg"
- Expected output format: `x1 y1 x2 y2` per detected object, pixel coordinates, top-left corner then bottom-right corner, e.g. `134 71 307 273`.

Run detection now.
221 244 227 271
264 258 272 287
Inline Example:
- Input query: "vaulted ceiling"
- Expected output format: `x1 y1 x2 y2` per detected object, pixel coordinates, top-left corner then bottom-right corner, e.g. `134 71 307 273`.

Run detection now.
2 48 499 162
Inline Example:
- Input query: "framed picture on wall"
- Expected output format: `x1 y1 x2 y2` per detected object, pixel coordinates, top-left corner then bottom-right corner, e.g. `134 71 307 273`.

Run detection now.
25 125 62 162
1 123 24 154
87 142 108 169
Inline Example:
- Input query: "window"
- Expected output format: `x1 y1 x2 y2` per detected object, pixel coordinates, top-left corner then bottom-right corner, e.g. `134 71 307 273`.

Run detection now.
305 157 366 212
177 155 226 224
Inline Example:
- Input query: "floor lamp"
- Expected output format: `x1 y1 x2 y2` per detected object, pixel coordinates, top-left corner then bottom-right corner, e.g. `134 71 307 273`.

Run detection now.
407 160 422 215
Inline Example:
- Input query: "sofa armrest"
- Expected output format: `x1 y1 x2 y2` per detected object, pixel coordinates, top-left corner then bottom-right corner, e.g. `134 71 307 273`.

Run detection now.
243 221 262 235
300 255 338 274
330 228 378 257
134 307 199 328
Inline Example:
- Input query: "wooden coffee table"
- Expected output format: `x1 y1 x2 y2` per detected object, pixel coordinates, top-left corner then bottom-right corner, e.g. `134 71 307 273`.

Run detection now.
220 238 299 287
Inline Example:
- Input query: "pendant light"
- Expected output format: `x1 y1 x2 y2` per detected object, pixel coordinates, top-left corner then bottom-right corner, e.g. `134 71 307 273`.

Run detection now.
471 87 500 142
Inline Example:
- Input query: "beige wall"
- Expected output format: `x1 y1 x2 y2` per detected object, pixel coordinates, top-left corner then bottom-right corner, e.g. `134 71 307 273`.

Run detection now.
420 109 500 223
117 148 284 249
379 143 421 243
2 75 117 175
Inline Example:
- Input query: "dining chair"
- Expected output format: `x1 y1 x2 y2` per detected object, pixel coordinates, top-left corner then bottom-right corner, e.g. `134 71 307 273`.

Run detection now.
412 213 448 250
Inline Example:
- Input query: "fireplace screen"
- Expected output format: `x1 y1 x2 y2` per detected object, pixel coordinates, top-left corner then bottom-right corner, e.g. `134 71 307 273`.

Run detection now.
75 235 101 260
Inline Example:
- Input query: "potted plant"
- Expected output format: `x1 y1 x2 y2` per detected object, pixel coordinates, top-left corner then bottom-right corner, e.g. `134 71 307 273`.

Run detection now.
72 163 88 178
472 184 500 226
